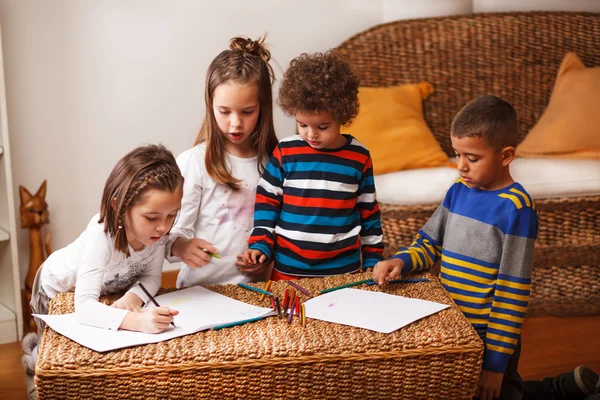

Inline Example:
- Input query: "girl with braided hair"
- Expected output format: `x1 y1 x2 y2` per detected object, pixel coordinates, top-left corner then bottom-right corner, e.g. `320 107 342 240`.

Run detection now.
166 35 278 287
30 144 183 335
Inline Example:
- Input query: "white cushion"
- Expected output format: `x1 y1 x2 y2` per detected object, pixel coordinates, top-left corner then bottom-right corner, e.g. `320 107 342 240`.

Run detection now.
375 158 600 206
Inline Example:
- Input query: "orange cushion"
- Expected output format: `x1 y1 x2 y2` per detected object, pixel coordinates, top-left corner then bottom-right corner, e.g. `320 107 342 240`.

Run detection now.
346 83 449 175
516 53 600 159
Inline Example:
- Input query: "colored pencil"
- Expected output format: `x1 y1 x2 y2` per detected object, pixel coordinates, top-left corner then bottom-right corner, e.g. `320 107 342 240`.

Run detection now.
295 299 300 316
213 316 262 331
138 282 176 327
282 289 290 317
260 280 272 300
289 289 296 314
301 303 306 326
287 297 297 324
237 282 273 296
275 297 282 318
287 280 312 297
201 248 221 259
320 278 373 294
269 295 276 310
365 278 429 286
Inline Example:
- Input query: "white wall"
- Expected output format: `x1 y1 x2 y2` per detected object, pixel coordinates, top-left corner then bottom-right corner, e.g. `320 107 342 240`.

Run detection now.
0 0 598 281
0 0 383 279
383 0 472 22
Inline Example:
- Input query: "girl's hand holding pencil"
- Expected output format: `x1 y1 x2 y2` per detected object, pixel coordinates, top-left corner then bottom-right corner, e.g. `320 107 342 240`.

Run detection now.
120 307 179 334
171 237 219 268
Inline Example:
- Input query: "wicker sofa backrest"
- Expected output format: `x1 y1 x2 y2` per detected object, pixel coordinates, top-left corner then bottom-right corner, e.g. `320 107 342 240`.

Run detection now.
336 11 600 156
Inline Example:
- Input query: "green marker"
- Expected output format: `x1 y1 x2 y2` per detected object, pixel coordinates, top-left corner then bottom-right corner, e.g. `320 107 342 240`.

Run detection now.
202 248 220 259
320 278 373 294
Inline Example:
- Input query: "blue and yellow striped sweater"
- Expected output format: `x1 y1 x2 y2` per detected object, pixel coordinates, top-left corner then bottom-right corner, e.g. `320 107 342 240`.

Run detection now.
393 179 538 373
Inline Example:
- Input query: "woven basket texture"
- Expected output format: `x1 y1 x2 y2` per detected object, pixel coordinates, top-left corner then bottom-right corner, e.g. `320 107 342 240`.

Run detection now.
336 11 600 316
36 272 483 400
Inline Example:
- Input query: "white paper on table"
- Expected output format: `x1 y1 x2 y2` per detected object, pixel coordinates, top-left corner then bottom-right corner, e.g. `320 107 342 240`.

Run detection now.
35 286 274 352
303 288 449 334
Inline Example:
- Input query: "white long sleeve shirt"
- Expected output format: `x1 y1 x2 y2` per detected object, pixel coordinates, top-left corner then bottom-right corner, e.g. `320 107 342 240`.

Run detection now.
40 214 166 330
166 142 267 287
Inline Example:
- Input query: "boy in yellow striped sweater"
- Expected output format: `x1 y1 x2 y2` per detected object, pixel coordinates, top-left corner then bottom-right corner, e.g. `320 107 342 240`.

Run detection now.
375 95 536 399
374 95 599 400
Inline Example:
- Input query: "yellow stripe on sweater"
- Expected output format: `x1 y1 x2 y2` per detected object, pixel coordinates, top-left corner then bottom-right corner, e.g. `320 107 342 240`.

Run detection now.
444 268 496 286
487 333 518 345
440 277 492 294
488 322 521 335
495 290 530 302
509 188 531 208
443 255 498 275
487 344 514 355
491 301 528 314
498 193 523 209
496 279 532 291
490 311 525 324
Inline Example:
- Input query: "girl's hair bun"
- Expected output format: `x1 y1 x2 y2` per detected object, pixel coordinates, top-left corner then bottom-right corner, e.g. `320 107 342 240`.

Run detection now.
229 35 271 63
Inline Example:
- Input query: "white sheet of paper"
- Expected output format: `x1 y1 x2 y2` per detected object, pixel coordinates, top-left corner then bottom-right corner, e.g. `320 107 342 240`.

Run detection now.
304 288 449 334
35 286 274 352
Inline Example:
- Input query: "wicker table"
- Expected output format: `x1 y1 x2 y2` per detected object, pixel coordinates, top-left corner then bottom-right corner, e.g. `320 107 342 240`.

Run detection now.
35 272 483 399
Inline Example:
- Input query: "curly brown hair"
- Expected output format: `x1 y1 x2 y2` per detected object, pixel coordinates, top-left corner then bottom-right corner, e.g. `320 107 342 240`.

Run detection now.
278 51 359 126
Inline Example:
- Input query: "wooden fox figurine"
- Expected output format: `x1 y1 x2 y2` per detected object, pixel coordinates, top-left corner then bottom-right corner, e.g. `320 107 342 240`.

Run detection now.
19 180 52 332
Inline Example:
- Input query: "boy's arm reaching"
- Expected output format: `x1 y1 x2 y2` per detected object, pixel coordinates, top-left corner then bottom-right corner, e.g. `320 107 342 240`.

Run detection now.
392 203 448 274
483 206 538 373
356 156 384 269
248 147 284 259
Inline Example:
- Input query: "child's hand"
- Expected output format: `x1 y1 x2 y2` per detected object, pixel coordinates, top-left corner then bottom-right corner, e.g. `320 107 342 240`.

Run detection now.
235 254 270 275
476 369 503 400
172 237 219 267
120 307 179 334
372 259 404 286
111 292 143 311
241 249 267 265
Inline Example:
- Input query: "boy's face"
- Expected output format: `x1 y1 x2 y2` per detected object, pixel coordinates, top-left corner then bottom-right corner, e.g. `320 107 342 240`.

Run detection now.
295 111 346 150
451 134 513 191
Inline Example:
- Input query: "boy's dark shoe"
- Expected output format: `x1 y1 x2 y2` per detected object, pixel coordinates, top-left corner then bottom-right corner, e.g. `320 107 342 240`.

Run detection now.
554 365 599 400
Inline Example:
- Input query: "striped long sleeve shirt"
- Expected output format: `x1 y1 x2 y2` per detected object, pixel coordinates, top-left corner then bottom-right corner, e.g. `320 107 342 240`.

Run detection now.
248 134 384 277
393 179 538 373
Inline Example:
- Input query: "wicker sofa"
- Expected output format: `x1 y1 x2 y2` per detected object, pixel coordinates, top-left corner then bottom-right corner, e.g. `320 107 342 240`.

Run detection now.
336 11 600 317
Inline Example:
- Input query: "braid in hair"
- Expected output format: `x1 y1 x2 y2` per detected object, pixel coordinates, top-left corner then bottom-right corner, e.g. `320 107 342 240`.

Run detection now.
99 144 183 257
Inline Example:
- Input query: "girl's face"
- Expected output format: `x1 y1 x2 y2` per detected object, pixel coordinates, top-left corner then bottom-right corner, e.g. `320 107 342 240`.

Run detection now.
124 186 183 251
212 80 260 157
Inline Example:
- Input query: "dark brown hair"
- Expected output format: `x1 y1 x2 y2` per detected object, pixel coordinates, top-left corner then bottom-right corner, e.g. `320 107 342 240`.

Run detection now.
98 144 183 256
451 95 519 149
278 51 360 126
195 35 278 189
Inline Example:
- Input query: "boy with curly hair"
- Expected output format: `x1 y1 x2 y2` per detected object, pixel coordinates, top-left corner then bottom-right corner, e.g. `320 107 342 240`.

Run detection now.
242 51 384 280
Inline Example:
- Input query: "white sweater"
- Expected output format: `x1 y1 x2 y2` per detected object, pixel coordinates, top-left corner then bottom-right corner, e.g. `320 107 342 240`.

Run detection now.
40 214 166 330
167 142 266 287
